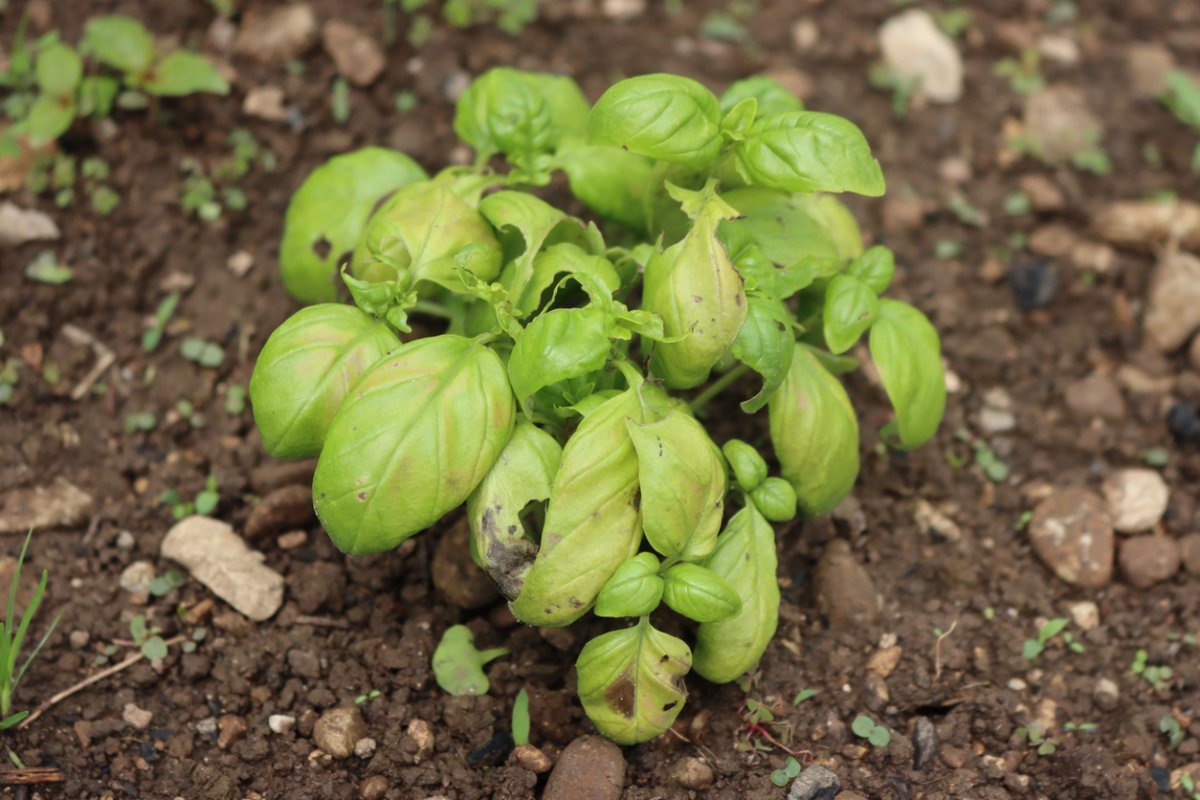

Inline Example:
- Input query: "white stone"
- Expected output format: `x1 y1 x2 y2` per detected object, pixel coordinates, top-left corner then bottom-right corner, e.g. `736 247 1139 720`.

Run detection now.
879 9 964 103
0 202 59 246
119 560 156 594
268 714 296 734
160 516 284 621
1103 468 1169 533
1069 600 1099 631
1144 250 1200 352
123 703 153 730
355 737 377 758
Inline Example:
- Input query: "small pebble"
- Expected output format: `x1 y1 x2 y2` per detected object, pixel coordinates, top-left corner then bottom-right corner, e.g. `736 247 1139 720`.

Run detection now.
511 743 553 773
122 703 153 730
355 737 377 758
1064 374 1127 421
1029 487 1114 588
1168 401 1200 446
268 714 296 734
218 715 248 749
1119 535 1181 588
119 561 155 594
116 530 135 549
1009 259 1060 311
313 707 368 758
359 775 389 800
1069 601 1100 631
1179 534 1200 575
1093 677 1120 711
1103 468 1169 533
814 540 880 627
543 735 626 800
277 530 307 550
407 718 435 764
670 756 714 790
913 717 939 769
788 765 841 800
69 630 90 649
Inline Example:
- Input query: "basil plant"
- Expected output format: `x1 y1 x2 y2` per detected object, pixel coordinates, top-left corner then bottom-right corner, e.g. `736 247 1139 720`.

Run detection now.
250 69 946 744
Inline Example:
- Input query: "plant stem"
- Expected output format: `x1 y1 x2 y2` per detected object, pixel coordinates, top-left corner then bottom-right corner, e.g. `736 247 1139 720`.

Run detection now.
412 300 454 320
689 364 749 413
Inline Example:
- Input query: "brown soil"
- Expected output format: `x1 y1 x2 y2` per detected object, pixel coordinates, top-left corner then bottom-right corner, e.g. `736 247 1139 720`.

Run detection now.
3 0 1200 798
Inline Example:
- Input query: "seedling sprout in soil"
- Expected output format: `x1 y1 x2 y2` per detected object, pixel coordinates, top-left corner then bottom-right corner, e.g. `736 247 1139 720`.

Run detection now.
0 532 61 732
250 68 947 744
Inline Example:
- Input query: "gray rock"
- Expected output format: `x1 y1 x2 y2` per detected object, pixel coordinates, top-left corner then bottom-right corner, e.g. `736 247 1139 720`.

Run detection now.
313 707 368 758
543 735 625 800
878 9 963 103
788 765 841 800
913 716 939 769
1029 488 1114 588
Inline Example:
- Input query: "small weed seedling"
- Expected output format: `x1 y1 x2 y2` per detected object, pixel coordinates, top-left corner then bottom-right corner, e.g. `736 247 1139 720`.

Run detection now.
1181 773 1200 800
179 129 273 221
432 625 509 696
511 688 530 746
737 697 799 754
994 49 1045 96
355 689 383 705
397 0 538 42
0 532 62 731
1160 70 1200 170
251 68 947 744
792 688 818 705
1014 724 1058 756
159 475 220 520
180 336 225 369
868 64 920 119
1022 617 1075 660
770 756 802 787
128 614 167 661
142 292 181 353
1132 649 1173 690
851 714 892 748
1160 714 1185 750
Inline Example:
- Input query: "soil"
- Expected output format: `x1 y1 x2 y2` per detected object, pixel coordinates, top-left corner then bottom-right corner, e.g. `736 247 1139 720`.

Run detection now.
2 0 1200 798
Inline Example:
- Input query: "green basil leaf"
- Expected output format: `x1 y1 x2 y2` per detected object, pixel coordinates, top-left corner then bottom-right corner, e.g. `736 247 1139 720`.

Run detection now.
432 625 509 696
869 300 946 450
719 75 804 116
508 307 612 416
626 410 726 561
721 439 768 492
588 73 723 170
662 563 742 622
558 139 656 234
693 506 780 683
823 274 880 355
721 188 863 269
731 296 796 413
735 111 886 196
844 244 895 294
35 43 82 97
82 15 155 76
643 181 747 389
595 553 665 618
313 335 516 554
25 95 76 144
509 386 650 626
769 345 859 516
144 50 229 96
358 180 502 293
280 148 427 303
249 304 400 460
576 619 691 745
750 477 797 522
467 421 562 599
719 97 757 140
479 190 581 309
455 68 589 176
520 242 619 316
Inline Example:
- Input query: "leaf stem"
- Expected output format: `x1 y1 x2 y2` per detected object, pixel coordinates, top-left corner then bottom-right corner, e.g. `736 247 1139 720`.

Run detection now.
412 300 455 320
689 364 750 413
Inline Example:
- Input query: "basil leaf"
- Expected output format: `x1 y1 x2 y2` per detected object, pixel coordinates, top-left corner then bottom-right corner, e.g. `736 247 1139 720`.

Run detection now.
721 439 768 492
432 625 509 696
693 506 780 683
280 148 427 303
249 304 399 460
508 307 612 416
769 345 859 516
358 180 502 293
595 553 664 618
521 243 620 316
144 50 229 96
721 188 863 269
455 68 589 177
731 296 796 413
588 73 723 170
558 139 656 234
576 619 691 745
869 300 946 450
313 335 516 554
479 190 588 310
467 421 562 599
83 15 155 75
750 477 798 522
823 274 880 355
662 563 742 622
626 410 726 561
735 111 885 196
510 387 648 626
25 95 76 144
719 75 804 116
719 97 757 140
844 244 895 294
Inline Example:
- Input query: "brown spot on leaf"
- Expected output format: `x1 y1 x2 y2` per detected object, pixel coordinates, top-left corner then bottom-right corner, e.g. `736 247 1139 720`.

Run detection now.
605 672 636 719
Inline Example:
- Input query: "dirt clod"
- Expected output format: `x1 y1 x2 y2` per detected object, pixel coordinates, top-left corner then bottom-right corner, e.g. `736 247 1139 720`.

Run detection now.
431 517 499 610
1029 487 1114 588
245 485 315 539
815 539 880 627
1118 535 1181 588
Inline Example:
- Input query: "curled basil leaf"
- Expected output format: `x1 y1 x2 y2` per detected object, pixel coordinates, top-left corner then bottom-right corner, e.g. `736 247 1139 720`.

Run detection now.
576 619 691 745
735 111 886 196
626 410 726 561
722 439 768 492
769 345 860 516
823 274 880 355
719 75 804 116
693 506 780 683
509 386 648 626
357 180 502 292
249 304 399 460
844 244 896 294
731 296 796 413
313 335 516 554
869 300 946 450
642 181 747 389
280 148 427 304
508 307 612 417
588 74 723 170
595 553 664 618
750 477 798 522
662 563 742 622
